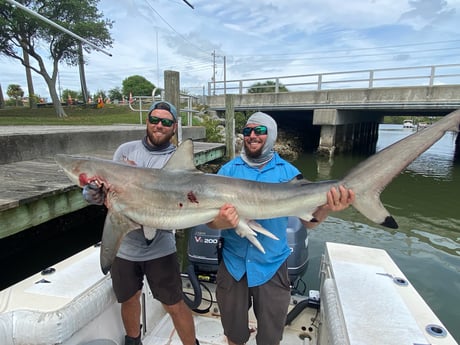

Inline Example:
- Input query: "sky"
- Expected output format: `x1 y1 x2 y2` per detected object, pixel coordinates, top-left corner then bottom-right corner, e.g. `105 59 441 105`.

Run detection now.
1 0 460 100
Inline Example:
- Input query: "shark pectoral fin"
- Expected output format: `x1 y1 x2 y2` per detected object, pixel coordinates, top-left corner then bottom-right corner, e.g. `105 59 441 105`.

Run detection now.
143 227 157 241
247 220 279 240
100 210 139 275
298 212 316 223
352 195 398 229
235 221 265 254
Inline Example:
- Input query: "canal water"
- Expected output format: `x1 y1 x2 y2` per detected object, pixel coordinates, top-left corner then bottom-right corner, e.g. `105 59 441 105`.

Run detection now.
296 124 460 342
1 124 458 342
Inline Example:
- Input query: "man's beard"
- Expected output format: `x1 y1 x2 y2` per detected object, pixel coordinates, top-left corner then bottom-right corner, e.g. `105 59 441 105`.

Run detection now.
244 141 263 158
147 130 173 147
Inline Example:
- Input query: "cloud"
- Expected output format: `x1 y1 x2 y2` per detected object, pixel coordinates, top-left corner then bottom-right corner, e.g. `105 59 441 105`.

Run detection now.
1 0 460 101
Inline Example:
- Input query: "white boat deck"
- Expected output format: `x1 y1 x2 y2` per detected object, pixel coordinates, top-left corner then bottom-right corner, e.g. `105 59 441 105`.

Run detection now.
323 242 455 345
0 242 457 345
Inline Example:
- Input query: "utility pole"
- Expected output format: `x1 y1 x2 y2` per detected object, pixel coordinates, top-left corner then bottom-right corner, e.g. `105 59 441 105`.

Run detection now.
223 55 226 95
211 50 226 96
212 50 216 95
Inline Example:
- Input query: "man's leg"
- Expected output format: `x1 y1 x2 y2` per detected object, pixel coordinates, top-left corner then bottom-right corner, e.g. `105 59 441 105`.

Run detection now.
163 299 197 345
121 290 142 338
110 257 144 345
145 253 198 345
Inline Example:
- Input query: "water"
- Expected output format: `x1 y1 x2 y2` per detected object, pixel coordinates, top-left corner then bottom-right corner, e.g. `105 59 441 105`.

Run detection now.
296 124 460 342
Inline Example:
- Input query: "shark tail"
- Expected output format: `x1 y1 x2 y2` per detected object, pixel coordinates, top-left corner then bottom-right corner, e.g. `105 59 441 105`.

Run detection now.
351 194 398 229
343 108 460 229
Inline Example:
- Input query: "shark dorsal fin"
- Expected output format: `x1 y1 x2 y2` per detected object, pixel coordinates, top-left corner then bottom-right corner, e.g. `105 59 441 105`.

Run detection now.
163 138 200 172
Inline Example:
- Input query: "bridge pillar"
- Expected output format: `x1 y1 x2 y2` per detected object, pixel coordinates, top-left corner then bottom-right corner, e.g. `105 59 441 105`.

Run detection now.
455 131 460 162
313 109 382 156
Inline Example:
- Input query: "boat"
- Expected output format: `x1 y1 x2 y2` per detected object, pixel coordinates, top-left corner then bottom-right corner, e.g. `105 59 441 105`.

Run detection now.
0 219 458 345
403 119 415 128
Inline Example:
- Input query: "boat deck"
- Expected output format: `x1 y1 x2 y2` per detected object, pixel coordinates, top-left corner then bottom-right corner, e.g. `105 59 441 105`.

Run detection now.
0 242 457 345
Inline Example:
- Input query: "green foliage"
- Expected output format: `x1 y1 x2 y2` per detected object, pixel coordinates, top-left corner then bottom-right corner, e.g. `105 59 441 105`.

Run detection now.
122 75 156 97
0 0 114 117
108 87 123 102
247 80 289 93
94 89 107 100
0 104 137 125
235 111 249 133
6 84 24 106
62 89 79 102
200 115 224 143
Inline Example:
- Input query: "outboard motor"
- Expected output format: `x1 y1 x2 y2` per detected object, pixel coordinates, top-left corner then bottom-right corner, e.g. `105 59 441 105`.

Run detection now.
187 217 309 285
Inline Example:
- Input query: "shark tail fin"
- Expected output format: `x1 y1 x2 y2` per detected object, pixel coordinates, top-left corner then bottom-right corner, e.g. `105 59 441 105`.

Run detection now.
352 193 398 229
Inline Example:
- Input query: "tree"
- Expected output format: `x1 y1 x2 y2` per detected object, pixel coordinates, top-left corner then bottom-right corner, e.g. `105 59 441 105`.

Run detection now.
247 80 289 93
62 88 79 103
0 83 4 109
122 75 156 98
108 87 123 102
6 84 24 106
23 49 36 108
0 0 113 117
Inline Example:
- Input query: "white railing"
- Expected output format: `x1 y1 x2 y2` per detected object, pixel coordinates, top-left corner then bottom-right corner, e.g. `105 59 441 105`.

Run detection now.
128 89 200 126
208 63 460 96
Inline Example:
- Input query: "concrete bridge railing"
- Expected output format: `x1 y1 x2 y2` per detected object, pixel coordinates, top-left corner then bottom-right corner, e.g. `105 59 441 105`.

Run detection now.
207 84 460 113
208 63 460 96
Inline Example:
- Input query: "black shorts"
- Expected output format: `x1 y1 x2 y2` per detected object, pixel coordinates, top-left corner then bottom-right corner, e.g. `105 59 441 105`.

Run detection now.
110 252 183 305
216 260 291 345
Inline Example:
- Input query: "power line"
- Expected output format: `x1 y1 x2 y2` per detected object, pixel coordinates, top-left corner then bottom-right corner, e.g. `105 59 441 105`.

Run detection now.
143 0 211 58
231 39 460 58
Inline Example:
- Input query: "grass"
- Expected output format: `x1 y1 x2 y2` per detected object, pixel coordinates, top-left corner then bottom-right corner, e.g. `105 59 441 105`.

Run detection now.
0 104 144 125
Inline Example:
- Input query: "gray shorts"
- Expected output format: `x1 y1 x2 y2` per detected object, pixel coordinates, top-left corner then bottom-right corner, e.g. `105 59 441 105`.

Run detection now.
110 252 183 305
216 261 291 345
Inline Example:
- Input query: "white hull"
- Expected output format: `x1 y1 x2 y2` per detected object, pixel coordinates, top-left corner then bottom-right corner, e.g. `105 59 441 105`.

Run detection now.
0 243 457 345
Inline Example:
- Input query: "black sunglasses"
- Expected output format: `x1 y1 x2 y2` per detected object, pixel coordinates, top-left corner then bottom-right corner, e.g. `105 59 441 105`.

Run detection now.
148 115 175 127
242 125 268 136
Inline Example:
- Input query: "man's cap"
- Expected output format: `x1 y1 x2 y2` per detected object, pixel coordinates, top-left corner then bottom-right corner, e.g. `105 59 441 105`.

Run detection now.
148 101 177 121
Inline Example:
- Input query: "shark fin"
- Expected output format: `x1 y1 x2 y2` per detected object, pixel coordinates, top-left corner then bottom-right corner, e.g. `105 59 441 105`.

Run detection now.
100 210 139 274
247 220 279 240
352 194 399 229
234 220 280 254
143 226 157 240
163 138 202 172
235 220 265 254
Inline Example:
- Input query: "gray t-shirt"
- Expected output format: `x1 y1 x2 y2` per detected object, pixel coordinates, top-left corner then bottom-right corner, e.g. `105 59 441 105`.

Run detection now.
112 139 176 261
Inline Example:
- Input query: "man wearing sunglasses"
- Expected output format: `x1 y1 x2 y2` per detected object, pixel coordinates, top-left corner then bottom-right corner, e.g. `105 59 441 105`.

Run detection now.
82 101 199 345
207 112 355 345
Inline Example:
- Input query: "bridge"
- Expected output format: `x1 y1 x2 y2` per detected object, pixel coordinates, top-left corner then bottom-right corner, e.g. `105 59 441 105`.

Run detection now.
205 64 460 155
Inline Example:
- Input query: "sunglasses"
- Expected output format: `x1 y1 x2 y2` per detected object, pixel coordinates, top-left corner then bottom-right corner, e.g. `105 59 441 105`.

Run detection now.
242 125 268 136
148 115 175 127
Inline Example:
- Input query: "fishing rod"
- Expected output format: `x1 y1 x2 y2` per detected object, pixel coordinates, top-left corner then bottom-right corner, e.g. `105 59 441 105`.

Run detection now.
4 0 113 57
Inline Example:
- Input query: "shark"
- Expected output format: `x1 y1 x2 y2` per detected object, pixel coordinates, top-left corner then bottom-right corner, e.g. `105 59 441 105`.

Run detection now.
55 109 460 274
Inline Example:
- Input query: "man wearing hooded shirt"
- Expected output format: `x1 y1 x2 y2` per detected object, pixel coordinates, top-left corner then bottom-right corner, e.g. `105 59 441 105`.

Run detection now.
82 101 199 345
208 112 355 345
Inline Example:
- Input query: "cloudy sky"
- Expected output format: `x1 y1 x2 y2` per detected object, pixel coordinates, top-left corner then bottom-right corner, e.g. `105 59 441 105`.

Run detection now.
1 0 460 100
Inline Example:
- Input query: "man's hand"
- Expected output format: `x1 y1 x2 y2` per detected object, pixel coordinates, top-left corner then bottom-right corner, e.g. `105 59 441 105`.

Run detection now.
304 185 355 228
326 185 355 212
207 203 239 230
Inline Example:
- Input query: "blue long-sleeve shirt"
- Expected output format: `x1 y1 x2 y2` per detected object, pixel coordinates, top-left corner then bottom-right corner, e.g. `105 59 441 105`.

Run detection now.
218 153 301 287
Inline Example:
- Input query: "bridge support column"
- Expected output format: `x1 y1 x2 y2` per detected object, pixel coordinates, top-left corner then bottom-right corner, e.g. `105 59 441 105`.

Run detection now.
455 131 460 162
313 109 382 156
